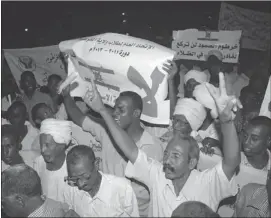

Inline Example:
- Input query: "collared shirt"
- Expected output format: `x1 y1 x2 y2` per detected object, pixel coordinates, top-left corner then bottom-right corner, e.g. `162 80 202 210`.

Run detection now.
82 116 163 217
234 183 270 217
33 155 72 204
125 150 238 217
28 196 65 217
64 172 139 217
21 90 54 125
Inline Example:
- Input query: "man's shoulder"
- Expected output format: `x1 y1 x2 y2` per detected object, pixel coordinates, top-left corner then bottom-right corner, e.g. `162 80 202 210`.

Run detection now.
103 173 131 187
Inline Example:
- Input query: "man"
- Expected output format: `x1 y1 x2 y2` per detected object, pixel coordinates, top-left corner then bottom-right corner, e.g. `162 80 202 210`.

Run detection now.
233 170 271 217
2 164 65 217
47 74 63 112
80 72 242 217
64 145 139 217
30 103 103 168
2 124 39 171
5 101 39 151
19 71 55 125
33 118 73 204
63 88 163 217
171 201 220 217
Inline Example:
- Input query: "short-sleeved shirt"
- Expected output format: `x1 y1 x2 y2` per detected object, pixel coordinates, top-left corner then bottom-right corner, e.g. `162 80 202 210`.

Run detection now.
125 150 238 217
28 196 65 217
233 183 270 217
64 172 139 217
82 116 163 217
21 90 54 125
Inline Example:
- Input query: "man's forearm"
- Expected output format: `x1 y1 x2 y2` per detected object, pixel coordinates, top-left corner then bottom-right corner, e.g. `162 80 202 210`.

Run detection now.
100 109 138 163
221 121 241 172
168 80 177 118
63 95 85 127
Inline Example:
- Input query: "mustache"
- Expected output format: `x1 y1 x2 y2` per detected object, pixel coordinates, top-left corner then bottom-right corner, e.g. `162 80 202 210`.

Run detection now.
163 164 175 172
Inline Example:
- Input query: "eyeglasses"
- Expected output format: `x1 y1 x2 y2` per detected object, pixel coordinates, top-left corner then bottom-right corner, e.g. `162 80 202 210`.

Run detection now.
64 173 92 187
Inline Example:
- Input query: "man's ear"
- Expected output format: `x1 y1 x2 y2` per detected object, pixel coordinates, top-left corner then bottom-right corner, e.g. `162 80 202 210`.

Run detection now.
133 109 141 118
17 143 22 151
267 136 271 150
189 158 198 170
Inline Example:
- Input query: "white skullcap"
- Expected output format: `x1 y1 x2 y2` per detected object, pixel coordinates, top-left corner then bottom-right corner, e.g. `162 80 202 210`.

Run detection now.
173 98 207 131
40 118 72 145
193 82 219 119
184 70 210 85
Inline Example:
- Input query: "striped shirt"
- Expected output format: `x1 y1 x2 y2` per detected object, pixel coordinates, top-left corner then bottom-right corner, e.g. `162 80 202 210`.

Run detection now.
234 183 270 217
28 196 65 217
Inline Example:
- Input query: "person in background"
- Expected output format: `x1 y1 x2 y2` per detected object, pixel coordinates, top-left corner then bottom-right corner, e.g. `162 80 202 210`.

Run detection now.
5 101 39 151
19 71 55 125
171 201 220 217
1 164 68 218
47 74 63 112
240 116 271 172
80 72 241 217
33 118 74 205
62 87 163 217
1 125 39 171
64 145 139 217
233 169 271 217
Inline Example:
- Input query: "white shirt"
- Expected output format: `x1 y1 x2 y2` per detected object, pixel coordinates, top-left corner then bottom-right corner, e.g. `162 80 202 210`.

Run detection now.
64 172 139 217
125 150 238 217
33 155 71 204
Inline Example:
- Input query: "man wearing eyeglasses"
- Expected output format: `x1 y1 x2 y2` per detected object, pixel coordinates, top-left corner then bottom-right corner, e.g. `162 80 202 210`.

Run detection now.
233 170 271 217
63 145 139 217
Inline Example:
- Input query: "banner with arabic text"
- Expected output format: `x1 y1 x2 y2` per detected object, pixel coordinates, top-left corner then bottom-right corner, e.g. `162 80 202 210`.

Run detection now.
219 2 271 51
4 46 67 89
172 29 242 63
59 33 175 125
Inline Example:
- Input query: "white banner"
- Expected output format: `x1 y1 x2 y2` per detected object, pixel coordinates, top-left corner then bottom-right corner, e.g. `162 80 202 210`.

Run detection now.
218 2 271 51
4 45 67 89
260 76 271 118
172 29 241 63
59 33 175 125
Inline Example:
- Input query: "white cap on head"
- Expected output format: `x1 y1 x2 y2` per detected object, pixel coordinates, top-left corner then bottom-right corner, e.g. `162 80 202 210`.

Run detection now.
184 70 210 85
173 98 207 131
193 82 219 119
40 118 72 145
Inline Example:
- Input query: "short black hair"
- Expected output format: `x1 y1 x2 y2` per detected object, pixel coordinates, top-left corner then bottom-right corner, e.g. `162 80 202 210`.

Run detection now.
2 124 19 144
7 101 27 119
31 103 49 122
48 74 62 83
2 164 42 198
119 91 143 114
66 145 96 166
249 116 271 136
20 71 35 81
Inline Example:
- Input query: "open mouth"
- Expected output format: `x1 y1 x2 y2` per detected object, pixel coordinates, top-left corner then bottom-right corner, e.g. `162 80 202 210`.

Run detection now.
114 118 120 125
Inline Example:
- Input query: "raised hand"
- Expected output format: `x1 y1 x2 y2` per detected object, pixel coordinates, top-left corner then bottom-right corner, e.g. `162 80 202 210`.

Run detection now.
83 79 105 113
162 60 178 81
206 72 242 123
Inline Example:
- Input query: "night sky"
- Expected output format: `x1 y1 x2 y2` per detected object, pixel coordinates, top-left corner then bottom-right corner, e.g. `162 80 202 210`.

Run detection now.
2 1 271 49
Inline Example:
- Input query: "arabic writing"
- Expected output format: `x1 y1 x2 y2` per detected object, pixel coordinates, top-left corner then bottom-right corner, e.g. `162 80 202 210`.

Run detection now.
89 47 130 58
82 37 155 50
45 52 65 69
176 41 239 51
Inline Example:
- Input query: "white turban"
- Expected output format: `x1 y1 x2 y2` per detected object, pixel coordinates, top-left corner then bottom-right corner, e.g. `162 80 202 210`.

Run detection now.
173 98 207 131
40 118 72 145
184 70 210 85
193 82 219 119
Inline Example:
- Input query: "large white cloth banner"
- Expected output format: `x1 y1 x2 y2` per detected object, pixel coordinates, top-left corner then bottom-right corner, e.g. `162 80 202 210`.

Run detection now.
59 33 175 125
218 2 271 51
172 29 241 63
4 45 67 89
260 76 271 118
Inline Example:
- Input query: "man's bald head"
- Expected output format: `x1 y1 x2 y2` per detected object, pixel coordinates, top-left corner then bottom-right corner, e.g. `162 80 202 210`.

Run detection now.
171 201 220 217
66 145 96 167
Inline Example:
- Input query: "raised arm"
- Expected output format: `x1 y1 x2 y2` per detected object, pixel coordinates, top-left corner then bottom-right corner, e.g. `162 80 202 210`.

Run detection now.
83 81 139 164
206 73 242 180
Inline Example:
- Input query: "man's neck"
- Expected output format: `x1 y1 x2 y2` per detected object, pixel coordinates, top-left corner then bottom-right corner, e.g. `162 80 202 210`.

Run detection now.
46 152 66 171
126 121 144 143
246 150 269 170
25 90 36 99
172 171 191 196
25 196 45 217
9 154 24 166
